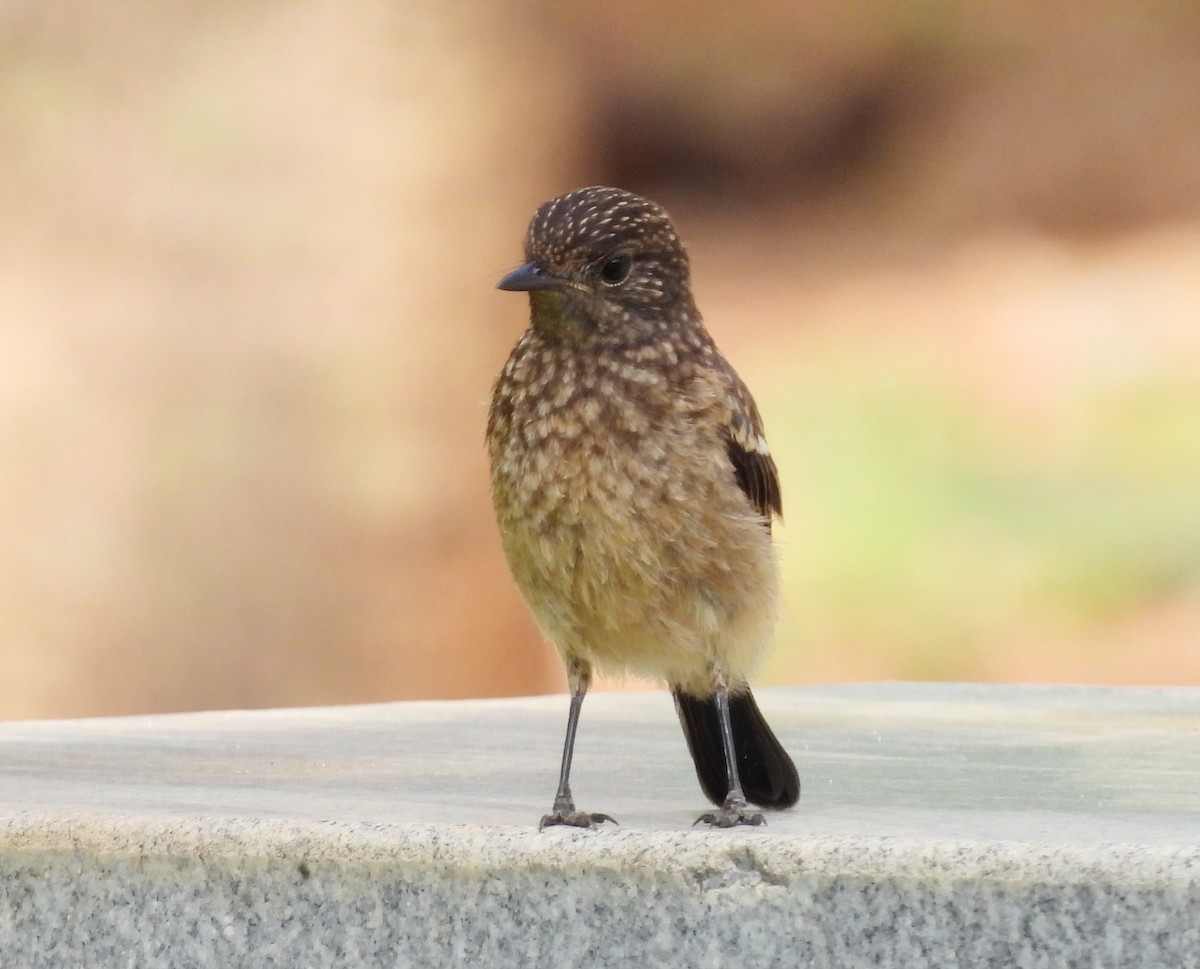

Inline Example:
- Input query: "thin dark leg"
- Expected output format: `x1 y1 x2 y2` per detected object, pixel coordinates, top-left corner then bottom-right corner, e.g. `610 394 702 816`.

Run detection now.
695 681 765 828
539 661 616 830
549 689 584 814
715 688 749 807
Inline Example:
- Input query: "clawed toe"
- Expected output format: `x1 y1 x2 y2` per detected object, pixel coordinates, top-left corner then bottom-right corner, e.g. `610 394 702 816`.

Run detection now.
694 807 765 828
539 810 618 831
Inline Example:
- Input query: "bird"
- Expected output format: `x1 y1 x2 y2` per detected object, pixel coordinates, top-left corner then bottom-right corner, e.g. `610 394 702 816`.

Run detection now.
486 185 800 828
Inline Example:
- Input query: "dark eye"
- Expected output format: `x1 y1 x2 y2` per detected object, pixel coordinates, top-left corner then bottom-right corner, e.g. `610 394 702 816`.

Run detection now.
599 254 632 285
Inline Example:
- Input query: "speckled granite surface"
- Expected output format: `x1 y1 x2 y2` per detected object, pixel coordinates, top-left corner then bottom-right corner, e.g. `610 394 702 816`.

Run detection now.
2 684 1198 968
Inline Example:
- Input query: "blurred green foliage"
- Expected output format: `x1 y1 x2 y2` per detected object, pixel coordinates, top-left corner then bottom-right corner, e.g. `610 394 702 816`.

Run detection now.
763 348 1200 681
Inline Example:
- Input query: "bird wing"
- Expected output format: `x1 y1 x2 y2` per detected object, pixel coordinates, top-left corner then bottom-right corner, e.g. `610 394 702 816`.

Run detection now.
725 411 782 527
718 354 782 527
685 346 782 528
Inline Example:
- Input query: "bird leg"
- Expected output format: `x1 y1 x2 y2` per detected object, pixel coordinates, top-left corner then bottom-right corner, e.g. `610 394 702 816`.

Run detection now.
540 661 616 830
694 679 765 828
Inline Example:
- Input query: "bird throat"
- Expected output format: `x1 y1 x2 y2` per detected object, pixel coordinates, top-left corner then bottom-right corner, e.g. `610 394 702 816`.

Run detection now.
528 290 593 345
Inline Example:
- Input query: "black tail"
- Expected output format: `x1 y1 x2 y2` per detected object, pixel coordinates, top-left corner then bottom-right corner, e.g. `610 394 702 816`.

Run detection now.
673 687 800 809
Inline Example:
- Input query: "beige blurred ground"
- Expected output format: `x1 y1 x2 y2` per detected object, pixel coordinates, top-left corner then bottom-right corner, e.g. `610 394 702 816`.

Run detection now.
2 2 1199 719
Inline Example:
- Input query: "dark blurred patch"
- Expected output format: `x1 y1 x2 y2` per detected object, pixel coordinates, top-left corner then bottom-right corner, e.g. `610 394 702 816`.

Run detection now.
591 56 920 205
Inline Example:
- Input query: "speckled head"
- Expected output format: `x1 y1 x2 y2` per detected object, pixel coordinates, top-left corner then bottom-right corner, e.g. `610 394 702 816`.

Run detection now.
497 186 694 328
524 186 686 271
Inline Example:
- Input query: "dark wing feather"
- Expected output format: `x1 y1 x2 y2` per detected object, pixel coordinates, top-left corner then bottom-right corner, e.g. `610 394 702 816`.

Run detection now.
726 433 782 527
710 357 782 528
724 405 782 530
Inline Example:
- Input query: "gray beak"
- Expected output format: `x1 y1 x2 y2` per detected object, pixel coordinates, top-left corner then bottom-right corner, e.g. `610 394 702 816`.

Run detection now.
497 261 567 292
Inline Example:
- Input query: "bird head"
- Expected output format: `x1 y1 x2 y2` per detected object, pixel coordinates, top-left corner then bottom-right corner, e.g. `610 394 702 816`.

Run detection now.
497 186 695 342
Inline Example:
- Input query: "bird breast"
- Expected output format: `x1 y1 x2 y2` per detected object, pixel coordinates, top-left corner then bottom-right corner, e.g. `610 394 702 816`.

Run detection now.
487 334 778 684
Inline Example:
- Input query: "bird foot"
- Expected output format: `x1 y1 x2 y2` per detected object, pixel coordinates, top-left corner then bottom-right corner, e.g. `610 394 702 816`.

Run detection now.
539 810 618 831
694 803 765 828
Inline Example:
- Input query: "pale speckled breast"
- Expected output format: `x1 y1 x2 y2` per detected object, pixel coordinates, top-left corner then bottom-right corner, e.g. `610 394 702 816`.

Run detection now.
487 331 779 690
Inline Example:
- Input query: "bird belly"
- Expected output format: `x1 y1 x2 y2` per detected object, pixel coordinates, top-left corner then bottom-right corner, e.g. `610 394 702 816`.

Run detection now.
492 429 778 693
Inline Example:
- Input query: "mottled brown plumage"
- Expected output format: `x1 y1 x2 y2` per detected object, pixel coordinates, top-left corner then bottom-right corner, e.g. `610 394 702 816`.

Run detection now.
487 186 799 828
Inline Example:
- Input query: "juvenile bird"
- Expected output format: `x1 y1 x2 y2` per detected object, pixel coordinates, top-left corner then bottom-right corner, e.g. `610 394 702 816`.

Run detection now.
487 186 800 828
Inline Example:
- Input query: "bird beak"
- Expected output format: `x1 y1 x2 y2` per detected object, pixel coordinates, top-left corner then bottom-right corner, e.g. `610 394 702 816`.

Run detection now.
497 261 567 292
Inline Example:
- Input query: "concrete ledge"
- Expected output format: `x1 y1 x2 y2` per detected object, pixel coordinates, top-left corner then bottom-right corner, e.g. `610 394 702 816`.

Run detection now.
2 684 1198 967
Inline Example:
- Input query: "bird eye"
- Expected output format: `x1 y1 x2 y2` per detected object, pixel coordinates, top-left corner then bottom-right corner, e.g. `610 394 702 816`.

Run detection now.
599 254 632 285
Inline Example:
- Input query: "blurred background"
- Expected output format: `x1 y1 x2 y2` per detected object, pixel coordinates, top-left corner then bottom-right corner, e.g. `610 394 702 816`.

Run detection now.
3 1 1199 720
